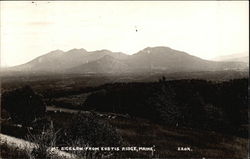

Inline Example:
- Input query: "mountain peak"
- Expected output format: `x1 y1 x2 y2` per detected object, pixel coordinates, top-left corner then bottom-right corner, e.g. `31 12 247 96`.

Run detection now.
90 49 112 54
136 46 174 55
50 49 64 53
144 46 172 50
67 48 87 53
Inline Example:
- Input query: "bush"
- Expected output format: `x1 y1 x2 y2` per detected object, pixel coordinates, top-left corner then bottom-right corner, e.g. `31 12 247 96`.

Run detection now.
56 113 124 158
65 113 124 147
1 85 46 125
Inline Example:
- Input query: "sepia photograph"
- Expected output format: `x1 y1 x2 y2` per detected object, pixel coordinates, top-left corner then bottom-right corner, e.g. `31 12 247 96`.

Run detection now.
0 1 249 158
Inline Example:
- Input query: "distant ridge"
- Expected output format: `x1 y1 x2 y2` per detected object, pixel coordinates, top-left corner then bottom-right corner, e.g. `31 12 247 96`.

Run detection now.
212 52 249 64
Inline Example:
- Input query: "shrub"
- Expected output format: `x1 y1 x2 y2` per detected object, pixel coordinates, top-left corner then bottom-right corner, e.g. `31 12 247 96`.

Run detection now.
58 113 124 158
65 113 124 147
1 85 46 125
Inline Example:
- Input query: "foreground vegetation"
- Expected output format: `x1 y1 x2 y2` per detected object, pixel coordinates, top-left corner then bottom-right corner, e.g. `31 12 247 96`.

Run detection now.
1 74 248 158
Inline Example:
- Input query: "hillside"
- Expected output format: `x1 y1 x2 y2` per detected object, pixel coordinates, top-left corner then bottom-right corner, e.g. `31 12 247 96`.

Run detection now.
69 55 131 74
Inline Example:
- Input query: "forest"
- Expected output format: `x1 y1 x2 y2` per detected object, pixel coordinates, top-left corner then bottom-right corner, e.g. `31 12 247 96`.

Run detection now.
83 78 248 137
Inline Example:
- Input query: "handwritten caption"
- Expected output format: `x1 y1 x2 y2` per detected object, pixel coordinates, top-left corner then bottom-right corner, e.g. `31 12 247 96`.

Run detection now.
51 146 155 152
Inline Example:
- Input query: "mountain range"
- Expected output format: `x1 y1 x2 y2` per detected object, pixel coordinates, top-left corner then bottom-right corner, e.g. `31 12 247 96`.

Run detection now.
6 46 248 74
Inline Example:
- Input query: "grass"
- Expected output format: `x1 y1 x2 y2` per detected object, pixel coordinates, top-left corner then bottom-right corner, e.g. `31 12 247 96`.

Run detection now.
1 110 248 158
1 106 248 158
113 117 248 158
47 111 248 158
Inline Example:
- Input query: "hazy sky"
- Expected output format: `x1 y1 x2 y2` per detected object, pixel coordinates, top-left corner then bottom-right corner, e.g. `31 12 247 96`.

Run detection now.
1 1 249 67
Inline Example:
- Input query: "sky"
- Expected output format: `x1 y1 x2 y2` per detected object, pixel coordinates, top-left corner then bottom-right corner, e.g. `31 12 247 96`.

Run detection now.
0 1 249 67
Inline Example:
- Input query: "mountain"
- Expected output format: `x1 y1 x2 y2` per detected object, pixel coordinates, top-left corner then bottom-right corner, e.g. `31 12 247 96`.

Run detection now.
123 47 246 73
70 55 130 74
6 46 248 74
213 52 249 64
9 49 86 72
9 49 128 73
126 47 213 72
68 47 247 74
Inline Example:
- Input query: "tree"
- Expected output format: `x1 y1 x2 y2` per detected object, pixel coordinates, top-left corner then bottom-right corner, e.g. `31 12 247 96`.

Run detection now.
146 83 180 125
1 85 46 125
